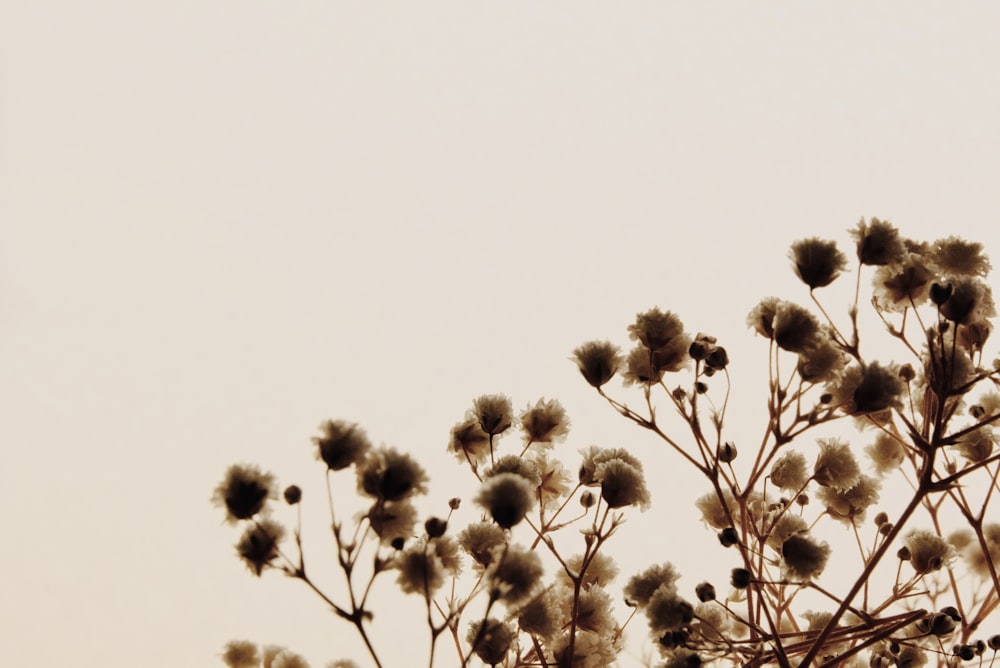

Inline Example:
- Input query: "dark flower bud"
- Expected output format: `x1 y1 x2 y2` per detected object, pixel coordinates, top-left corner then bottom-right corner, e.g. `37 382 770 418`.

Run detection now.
283 485 302 505
580 491 596 508
695 582 716 602
391 537 406 551
958 644 976 661
930 612 956 636
931 282 954 306
448 497 461 510
695 381 708 394
731 568 751 589
897 546 911 561
975 639 986 655
873 511 889 526
879 522 894 536
819 393 833 404
796 493 809 506
941 606 962 622
425 516 447 538
989 635 1000 651
719 527 739 547
706 346 729 370
689 340 709 361
899 364 915 382
717 442 737 463
672 387 688 402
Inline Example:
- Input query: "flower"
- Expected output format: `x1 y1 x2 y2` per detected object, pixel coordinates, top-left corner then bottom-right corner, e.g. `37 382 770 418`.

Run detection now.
473 394 513 436
765 513 808 550
773 302 821 353
466 618 513 665
489 545 543 604
747 297 781 338
518 589 561 641
578 446 644 485
213 464 277 524
624 562 681 607
813 439 861 491
568 586 617 635
476 472 535 529
395 541 446 595
929 236 991 278
572 340 623 388
357 447 428 502
646 585 694 634
598 458 651 509
532 452 573 510
866 433 906 475
313 420 371 471
796 337 846 383
520 398 570 444
485 454 542 487
769 451 809 491
448 418 490 468
827 362 904 417
367 499 418 546
904 530 952 574
789 238 847 289
818 475 880 523
851 218 905 266
873 252 933 311
222 641 260 668
236 519 285 576
939 278 996 324
781 533 830 581
271 651 309 668
629 308 685 350
694 488 740 530
458 521 507 569
559 552 619 591
954 426 995 463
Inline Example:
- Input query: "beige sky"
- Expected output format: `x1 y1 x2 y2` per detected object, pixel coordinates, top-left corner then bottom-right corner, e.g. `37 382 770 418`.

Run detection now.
3 2 1000 666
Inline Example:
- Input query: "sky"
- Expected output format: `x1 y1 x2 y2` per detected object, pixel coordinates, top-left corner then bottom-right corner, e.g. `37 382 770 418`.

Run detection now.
2 2 1000 667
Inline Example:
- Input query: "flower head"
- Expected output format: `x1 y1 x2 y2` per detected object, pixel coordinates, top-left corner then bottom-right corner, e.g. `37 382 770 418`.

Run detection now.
818 475 880 523
473 394 513 436
485 454 542 487
448 418 490 468
828 362 904 417
789 238 847 289
357 447 428 502
572 341 623 388
954 426 994 463
904 530 953 574
236 519 285 576
624 562 681 607
598 458 651 509
646 585 695 635
873 252 933 311
939 278 996 325
629 308 685 350
929 236 991 278
222 641 260 668
395 540 446 595
488 544 543 604
770 451 809 491
851 218 905 266
458 521 507 569
773 302 821 353
747 297 781 338
797 337 846 383
313 420 371 471
866 433 906 475
367 500 418 546
813 438 861 491
781 533 830 581
213 464 277 524
466 618 513 665
520 398 570 444
475 472 535 529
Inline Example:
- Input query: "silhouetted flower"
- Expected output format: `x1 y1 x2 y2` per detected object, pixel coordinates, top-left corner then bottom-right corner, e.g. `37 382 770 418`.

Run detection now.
865 433 906 475
572 340 623 388
357 447 428 502
624 562 681 607
929 236 991 278
221 640 259 668
781 533 830 581
520 398 570 444
813 438 861 491
313 420 371 471
939 278 996 324
629 307 685 350
773 302 821 353
368 499 417 545
818 475 880 523
448 418 490 468
484 454 542 487
489 544 542 603
789 238 847 289
214 464 277 524
236 519 285 576
467 618 513 665
396 540 446 595
851 218 905 266
473 394 513 436
904 530 952 574
458 521 507 569
828 362 904 416
476 472 535 529
873 252 933 311
598 458 651 509
770 451 809 491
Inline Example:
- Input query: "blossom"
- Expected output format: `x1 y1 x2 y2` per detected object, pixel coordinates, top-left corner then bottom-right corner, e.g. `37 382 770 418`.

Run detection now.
520 398 570 444
458 521 507 568
904 530 952 574
773 302 821 353
488 544 543 604
929 236 991 278
765 513 808 550
313 420 371 471
485 454 542 487
851 218 905 266
532 452 573 510
569 586 617 635
789 237 847 289
271 651 309 668
769 451 809 491
629 307 685 350
466 618 513 665
367 499 417 545
866 433 906 475
939 278 996 325
624 562 681 607
222 641 260 668
813 438 861 491
818 475 880 523
395 541 446 595
357 447 428 502
694 488 739 529
781 533 830 581
572 340 623 388
963 524 1000 579
598 458 651 509
796 337 846 383
476 472 535 529
827 362 904 417
873 252 933 311
559 552 619 591
473 394 513 436
518 589 561 641
646 585 694 634
236 519 285 576
953 426 994 463
747 297 781 338
214 464 277 524
448 418 490 468
578 446 644 485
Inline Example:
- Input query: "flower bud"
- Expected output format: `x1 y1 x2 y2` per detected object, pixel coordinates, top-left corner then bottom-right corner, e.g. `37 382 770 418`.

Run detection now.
580 490 596 508
719 527 739 547
717 442 737 463
425 516 447 538
448 497 461 510
695 582 716 602
731 568 751 589
283 485 302 505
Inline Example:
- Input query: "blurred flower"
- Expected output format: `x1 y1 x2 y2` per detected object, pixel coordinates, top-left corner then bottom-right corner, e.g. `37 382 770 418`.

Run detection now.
466 618 513 665
433 536 462 575
473 394 513 436
866 433 906 475
828 362 904 416
357 447 428 502
271 651 309 668
851 218 905 266
222 641 259 668
747 297 781 338
236 519 285 576
695 488 740 530
873 252 933 311
624 562 681 607
765 513 808 550
598 458 651 509
313 420 371 471
367 499 417 546
818 475 880 523
518 589 561 641
773 302 821 353
214 464 277 524
789 237 847 289
797 336 847 383
448 418 490 468
929 236 991 278
770 451 809 491
485 454 542 487
458 521 507 569
520 398 570 444
572 340 623 389
904 530 953 574
629 307 685 350
559 552 619 591
569 586 617 635
954 426 994 463
476 472 535 529
646 585 694 634
488 544 543 604
395 541 446 595
960 523 1000 579
781 533 830 581
813 438 861 491
939 278 996 325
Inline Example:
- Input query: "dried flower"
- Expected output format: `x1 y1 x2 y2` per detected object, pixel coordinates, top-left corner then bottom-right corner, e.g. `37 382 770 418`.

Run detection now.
629 308 685 350
818 475 880 523
781 533 830 581
368 499 418 545
466 618 513 665
396 541 446 595
357 447 429 502
473 394 514 436
458 521 507 569
566 586 617 635
271 651 309 668
747 297 781 338
873 252 934 311
559 552 619 591
624 563 680 607
533 453 573 509
828 362 904 416
773 302 821 353
646 585 694 635
770 451 809 491
789 238 847 289
520 397 570 444
448 418 490 468
313 420 371 471
851 218 905 266
813 438 861 491
939 278 996 325
695 488 740 529
222 641 260 668
765 513 808 550
485 454 542 487
518 589 561 641
904 530 952 574
866 433 906 475
236 519 285 576
489 544 543 604
598 458 651 509
954 426 994 463
213 464 277 524
578 446 644 485
476 472 535 529
929 236 991 278
572 340 623 388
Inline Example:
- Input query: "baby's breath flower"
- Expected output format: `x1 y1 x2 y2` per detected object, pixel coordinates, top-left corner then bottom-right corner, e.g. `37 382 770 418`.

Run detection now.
433 536 462 575
466 618 513 665
940 278 996 325
271 651 309 668
781 533 830 581
765 513 808 550
624 563 681 608
458 521 507 569
518 589 561 641
770 451 809 491
895 645 928 668
629 308 685 350
489 544 543 604
520 398 570 444
578 446 644 485
646 585 695 634
532 452 573 509
222 640 260 668
476 472 536 529
572 340 623 388
929 236 991 278
395 541 446 595
789 238 847 290
485 454 542 487
597 459 651 509
551 629 619 668
954 426 995 463
559 552 619 590
961 523 1000 578
851 217 905 266
367 500 418 545
904 530 952 574
813 438 861 491
661 650 703 668
357 447 429 502
828 362 904 417
866 433 906 475
313 420 371 471
236 519 285 576
773 302 821 353
797 337 847 383
873 252 934 311
818 475 880 523
570 586 617 635
473 394 514 436
692 601 729 640
448 418 490 468
213 464 277 524
747 297 781 339
695 488 740 530
977 391 1000 418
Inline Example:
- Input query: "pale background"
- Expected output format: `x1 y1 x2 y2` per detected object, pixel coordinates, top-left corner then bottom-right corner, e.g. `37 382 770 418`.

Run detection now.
2 2 999 666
